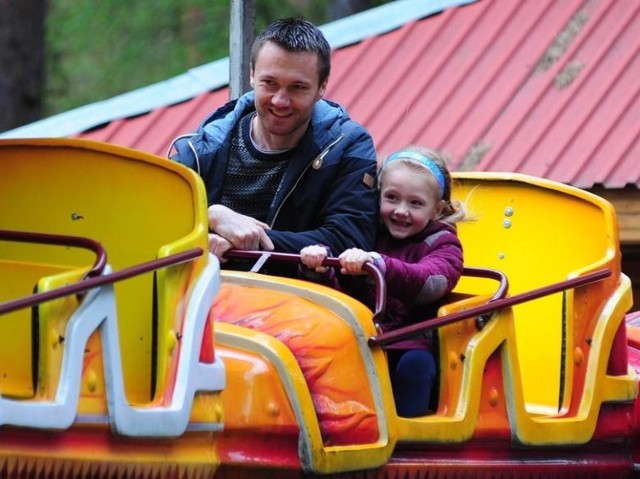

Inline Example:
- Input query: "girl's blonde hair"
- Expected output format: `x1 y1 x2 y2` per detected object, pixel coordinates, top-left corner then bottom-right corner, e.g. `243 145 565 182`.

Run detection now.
379 145 465 224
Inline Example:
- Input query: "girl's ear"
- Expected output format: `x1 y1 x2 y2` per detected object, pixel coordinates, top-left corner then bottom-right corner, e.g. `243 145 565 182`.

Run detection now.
433 199 446 220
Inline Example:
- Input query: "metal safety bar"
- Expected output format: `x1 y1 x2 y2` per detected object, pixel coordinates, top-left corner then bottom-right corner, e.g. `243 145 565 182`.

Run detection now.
369 268 611 347
224 249 387 325
0 247 203 316
0 229 107 279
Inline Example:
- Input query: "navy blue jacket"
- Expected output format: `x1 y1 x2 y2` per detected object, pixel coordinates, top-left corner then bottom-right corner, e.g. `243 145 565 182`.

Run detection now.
172 91 378 254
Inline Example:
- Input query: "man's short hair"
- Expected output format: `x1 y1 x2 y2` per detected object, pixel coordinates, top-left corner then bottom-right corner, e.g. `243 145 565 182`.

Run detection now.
251 17 331 85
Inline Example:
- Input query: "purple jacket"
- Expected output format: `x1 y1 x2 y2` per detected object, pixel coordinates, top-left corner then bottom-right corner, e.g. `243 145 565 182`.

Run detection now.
370 220 464 334
301 220 463 346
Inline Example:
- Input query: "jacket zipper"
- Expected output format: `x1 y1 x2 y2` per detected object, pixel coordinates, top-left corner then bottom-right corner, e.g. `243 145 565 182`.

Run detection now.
269 133 345 228
188 138 201 176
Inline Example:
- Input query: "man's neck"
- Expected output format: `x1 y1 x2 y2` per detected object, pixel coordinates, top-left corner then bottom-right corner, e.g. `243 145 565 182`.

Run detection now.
251 114 306 152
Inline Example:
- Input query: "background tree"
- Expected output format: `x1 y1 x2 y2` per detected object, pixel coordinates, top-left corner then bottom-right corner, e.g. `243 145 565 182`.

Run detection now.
0 0 389 132
0 0 47 132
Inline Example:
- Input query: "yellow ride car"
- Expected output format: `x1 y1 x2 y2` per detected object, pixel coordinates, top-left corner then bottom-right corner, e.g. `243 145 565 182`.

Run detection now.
0 139 637 478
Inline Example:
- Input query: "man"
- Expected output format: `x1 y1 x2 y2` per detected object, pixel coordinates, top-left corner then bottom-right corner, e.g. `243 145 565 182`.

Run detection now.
171 17 378 265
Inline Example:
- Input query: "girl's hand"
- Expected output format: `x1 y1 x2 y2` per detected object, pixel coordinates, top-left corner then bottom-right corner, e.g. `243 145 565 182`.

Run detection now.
338 248 373 275
300 245 330 273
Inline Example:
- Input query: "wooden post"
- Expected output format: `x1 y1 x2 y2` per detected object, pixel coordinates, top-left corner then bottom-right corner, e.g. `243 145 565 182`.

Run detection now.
229 0 255 100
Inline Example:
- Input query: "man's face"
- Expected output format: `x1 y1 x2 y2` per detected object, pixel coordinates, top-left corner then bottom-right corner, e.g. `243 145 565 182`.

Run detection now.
250 41 327 149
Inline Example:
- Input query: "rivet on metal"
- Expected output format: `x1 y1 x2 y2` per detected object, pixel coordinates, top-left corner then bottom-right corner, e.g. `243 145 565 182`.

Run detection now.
505 207 514 217
503 219 512 228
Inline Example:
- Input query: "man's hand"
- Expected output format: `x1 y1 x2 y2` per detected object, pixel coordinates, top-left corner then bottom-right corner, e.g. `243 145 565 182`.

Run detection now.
208 204 274 251
208 233 234 262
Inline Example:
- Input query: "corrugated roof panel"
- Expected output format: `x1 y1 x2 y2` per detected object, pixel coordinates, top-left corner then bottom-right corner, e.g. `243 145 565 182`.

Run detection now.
3 0 638 189
574 85 640 188
550 3 640 188
358 5 483 152
446 0 585 173
395 0 524 152
329 19 440 130
427 0 566 162
472 0 640 188
77 89 229 156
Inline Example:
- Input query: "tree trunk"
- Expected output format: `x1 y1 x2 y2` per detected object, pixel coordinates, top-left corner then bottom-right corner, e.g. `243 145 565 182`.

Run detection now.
0 0 47 132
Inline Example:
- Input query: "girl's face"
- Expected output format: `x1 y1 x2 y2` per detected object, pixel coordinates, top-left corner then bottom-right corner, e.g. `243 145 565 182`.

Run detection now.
379 162 444 240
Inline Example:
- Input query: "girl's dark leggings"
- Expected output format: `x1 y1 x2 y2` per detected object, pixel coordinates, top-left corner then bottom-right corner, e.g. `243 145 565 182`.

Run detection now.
388 349 437 417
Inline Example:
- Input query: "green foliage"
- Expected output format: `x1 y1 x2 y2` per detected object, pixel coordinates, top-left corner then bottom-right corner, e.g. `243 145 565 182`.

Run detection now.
45 0 388 116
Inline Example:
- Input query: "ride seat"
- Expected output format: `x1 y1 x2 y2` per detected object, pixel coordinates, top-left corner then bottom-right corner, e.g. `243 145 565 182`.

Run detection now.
0 138 214 409
451 172 629 416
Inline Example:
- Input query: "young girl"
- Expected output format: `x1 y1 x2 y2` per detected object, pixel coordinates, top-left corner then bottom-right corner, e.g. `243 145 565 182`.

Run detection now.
301 145 465 417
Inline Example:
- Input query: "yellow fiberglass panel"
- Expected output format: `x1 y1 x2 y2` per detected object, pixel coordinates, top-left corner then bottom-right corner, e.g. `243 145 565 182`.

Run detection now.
214 280 381 446
0 260 72 398
451 173 615 415
214 271 397 474
0 139 206 405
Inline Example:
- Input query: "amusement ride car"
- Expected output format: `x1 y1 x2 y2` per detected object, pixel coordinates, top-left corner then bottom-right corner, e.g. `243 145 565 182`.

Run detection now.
1 138 639 478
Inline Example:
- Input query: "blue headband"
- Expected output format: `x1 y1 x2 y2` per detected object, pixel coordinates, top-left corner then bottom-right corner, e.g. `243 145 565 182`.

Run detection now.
384 151 446 198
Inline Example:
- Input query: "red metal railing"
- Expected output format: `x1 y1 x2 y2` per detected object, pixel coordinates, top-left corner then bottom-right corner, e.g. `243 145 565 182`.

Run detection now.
0 229 203 316
0 229 107 279
369 269 611 347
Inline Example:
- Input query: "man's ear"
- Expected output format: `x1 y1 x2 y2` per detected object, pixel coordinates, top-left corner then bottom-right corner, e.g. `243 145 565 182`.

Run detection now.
318 78 328 98
249 70 255 88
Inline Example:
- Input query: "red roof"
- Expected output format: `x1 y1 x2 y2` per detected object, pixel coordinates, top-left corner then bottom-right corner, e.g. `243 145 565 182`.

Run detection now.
77 0 640 189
